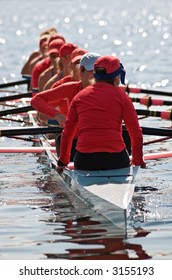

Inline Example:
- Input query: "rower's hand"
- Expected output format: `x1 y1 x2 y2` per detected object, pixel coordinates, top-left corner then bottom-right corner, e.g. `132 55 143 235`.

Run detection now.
140 161 146 168
55 113 66 127
131 159 146 168
36 112 49 125
56 165 65 175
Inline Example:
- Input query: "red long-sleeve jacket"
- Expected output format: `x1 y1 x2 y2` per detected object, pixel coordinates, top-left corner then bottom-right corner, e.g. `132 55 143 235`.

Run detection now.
59 82 144 166
51 75 72 89
31 80 83 117
31 57 51 93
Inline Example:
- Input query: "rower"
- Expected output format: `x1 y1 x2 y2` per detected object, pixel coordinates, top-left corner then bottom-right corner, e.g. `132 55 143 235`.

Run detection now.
31 38 65 95
37 39 66 91
41 42 78 91
31 47 88 126
31 51 101 159
56 55 146 174
21 27 58 82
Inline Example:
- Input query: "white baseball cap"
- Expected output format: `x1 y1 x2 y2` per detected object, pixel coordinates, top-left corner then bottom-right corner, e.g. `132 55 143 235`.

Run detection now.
80 52 101 71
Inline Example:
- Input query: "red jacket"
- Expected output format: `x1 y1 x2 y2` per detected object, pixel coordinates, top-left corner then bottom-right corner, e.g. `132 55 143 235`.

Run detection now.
31 57 51 93
31 80 83 117
59 82 144 166
51 75 72 89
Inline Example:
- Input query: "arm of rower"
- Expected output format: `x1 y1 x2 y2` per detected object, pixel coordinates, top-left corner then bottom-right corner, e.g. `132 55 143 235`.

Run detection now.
21 50 40 75
122 93 145 167
31 83 71 118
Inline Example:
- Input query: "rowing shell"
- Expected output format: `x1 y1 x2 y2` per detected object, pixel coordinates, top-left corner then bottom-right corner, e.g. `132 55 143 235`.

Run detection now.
64 163 138 209
62 163 139 232
28 110 139 233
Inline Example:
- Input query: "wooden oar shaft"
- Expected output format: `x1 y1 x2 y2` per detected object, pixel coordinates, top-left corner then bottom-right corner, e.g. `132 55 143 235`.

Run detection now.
0 92 32 102
0 79 30 89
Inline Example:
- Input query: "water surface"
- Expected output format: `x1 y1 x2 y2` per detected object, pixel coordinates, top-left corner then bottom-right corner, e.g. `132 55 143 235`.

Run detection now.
0 0 172 260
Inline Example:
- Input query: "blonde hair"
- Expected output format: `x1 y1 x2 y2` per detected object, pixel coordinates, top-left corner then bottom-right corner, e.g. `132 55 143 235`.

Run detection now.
40 27 58 37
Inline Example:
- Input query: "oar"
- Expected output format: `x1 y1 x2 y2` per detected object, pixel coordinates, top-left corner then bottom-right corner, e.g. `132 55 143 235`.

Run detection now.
0 105 33 116
0 89 23 93
143 151 172 160
131 96 172 107
7 135 55 144
0 147 56 153
136 109 172 120
144 136 171 145
0 125 171 137
0 92 32 102
0 126 63 137
0 102 18 108
0 79 30 89
0 146 171 161
0 103 171 121
7 136 41 143
124 85 172 97
0 116 32 124
124 126 172 136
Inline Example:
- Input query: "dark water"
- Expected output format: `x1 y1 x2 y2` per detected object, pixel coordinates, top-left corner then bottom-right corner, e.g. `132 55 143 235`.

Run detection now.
0 0 172 260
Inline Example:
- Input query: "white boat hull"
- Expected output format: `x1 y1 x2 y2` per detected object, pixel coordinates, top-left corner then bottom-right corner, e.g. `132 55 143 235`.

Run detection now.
28 111 139 231
64 166 138 209
63 165 139 231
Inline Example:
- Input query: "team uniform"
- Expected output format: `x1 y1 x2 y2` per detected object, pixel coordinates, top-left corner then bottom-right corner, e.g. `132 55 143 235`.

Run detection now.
31 57 51 94
58 82 143 170
31 79 82 116
31 80 84 160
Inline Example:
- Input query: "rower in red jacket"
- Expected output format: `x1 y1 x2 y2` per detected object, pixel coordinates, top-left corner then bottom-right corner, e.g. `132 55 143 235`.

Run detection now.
31 48 93 121
31 38 64 94
43 42 78 90
57 55 146 173
21 27 59 80
31 52 101 158
32 47 87 125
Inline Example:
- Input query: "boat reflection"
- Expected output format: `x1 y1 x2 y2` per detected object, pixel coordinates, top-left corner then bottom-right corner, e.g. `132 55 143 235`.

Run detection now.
44 216 151 260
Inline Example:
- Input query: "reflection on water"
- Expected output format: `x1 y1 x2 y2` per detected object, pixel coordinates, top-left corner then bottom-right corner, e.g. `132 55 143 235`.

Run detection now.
44 217 151 260
0 149 167 260
0 150 151 260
